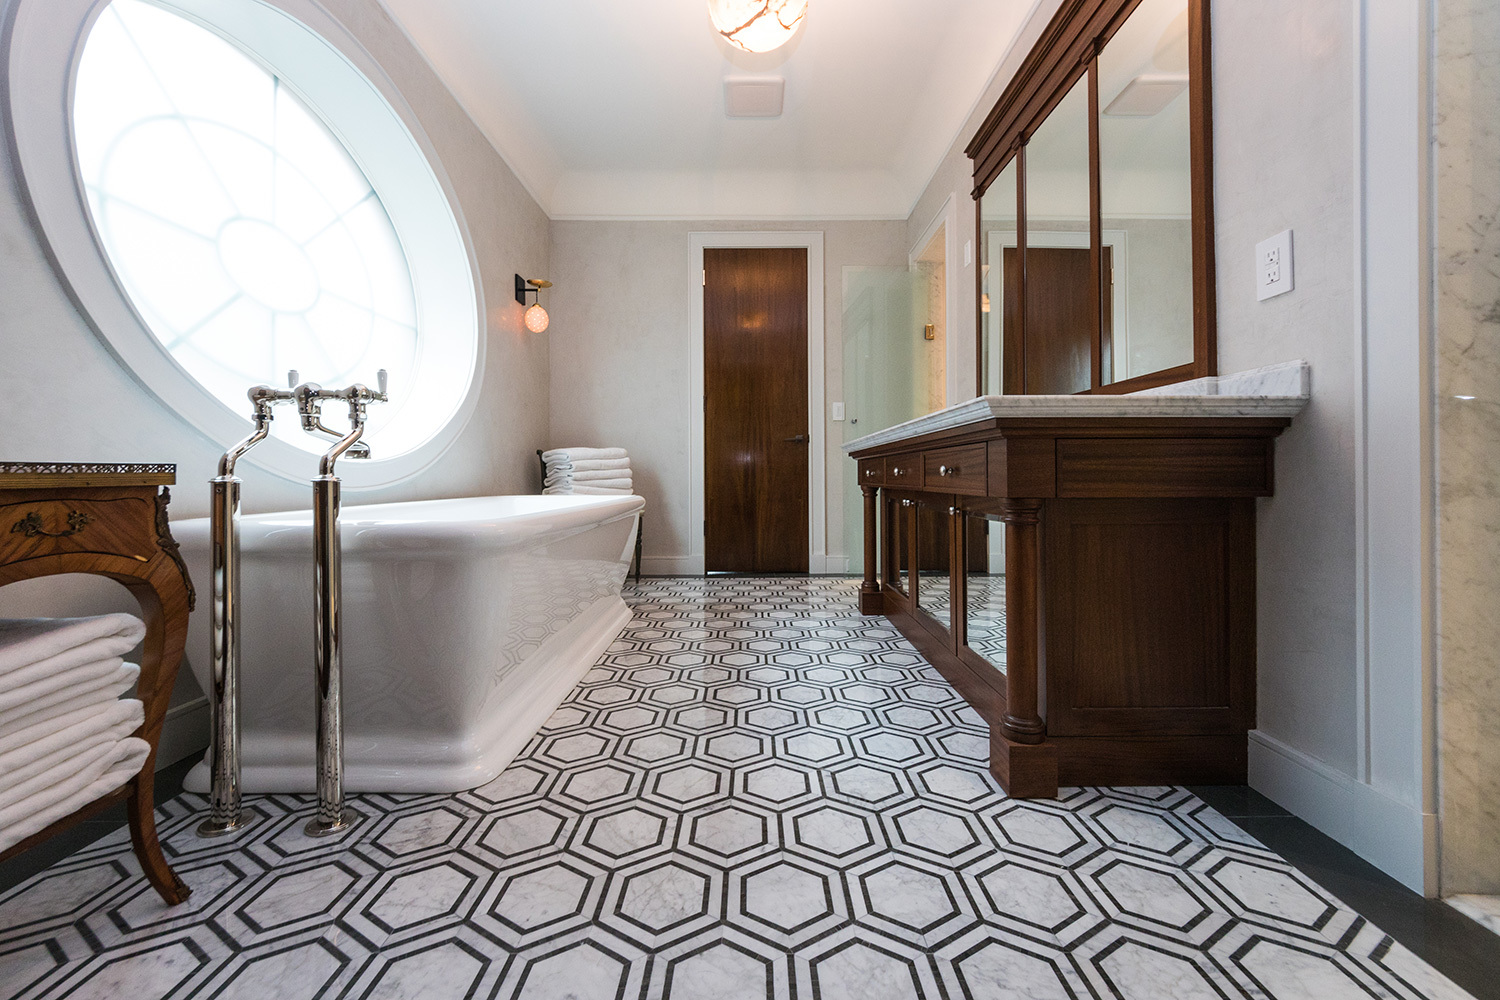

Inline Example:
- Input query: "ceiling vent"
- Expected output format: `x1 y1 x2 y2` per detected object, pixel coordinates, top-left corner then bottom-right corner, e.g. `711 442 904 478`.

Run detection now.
1102 72 1188 117
725 77 785 118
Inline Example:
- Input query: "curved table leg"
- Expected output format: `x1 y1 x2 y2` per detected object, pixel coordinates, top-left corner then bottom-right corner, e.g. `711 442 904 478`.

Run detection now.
117 571 192 905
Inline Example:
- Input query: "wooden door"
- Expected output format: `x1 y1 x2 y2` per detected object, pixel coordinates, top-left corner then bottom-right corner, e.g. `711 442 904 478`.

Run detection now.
705 247 809 573
1002 246 1112 394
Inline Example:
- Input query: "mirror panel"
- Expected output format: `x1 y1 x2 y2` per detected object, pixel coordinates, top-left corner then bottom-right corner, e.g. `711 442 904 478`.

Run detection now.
915 501 952 629
1098 0 1193 384
964 514 1006 672
889 496 910 596
978 157 1017 397
1022 74 1093 395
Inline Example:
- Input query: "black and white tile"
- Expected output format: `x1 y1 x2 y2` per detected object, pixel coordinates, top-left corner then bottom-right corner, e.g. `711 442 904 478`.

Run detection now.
0 578 1474 999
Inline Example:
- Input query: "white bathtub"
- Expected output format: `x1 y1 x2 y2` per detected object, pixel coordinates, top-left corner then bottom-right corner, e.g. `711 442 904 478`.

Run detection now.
173 494 643 793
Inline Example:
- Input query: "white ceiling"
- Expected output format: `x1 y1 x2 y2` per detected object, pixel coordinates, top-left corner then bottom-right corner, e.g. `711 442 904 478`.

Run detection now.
375 0 1040 220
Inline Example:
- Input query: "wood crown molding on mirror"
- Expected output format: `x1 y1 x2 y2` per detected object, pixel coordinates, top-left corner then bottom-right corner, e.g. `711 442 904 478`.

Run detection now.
967 0 1215 396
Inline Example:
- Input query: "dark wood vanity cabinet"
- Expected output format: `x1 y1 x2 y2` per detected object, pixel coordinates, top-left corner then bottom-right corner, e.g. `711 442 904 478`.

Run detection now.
852 416 1285 797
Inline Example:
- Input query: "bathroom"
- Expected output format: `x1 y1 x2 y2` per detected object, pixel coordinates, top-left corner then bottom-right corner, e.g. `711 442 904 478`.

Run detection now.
1 0 1498 997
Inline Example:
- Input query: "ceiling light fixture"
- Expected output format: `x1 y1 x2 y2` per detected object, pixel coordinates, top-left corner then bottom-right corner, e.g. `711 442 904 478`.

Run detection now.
708 0 808 53
515 274 552 333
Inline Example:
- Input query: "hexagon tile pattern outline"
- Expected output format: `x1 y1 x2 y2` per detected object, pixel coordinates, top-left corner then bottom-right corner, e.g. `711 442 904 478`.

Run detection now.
0 578 1473 1000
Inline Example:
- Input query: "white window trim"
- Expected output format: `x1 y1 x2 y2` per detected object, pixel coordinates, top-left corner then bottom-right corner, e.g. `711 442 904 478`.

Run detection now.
3 0 486 489
688 232 828 576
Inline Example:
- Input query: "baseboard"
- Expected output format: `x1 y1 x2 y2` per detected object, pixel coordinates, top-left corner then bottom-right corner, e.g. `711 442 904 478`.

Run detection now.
157 697 209 770
1248 729 1434 894
639 555 704 576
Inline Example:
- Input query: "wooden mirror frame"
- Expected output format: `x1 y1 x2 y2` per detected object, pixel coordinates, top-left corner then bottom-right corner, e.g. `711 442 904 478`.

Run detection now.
967 0 1215 395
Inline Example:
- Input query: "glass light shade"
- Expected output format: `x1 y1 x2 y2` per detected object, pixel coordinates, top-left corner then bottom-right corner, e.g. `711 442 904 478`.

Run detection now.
524 303 550 333
708 0 808 53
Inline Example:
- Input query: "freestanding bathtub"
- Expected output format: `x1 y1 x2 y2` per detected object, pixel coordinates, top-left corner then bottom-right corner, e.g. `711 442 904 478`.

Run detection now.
172 494 643 793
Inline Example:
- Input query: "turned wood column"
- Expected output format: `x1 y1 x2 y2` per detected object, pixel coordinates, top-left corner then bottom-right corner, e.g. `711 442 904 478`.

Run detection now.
859 486 882 614
1000 499 1045 744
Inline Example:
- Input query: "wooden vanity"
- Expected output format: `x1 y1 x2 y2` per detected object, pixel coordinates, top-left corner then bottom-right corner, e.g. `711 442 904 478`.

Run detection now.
847 365 1307 796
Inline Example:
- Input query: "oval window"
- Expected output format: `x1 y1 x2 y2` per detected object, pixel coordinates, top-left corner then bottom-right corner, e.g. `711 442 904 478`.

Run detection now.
41 0 484 480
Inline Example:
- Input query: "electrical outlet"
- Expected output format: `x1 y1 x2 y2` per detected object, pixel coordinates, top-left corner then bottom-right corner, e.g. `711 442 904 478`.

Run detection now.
1256 230 1294 301
964 240 973 267
831 402 845 422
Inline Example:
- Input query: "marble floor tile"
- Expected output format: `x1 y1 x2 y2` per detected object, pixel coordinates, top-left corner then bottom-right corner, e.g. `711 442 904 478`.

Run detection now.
0 577 1477 999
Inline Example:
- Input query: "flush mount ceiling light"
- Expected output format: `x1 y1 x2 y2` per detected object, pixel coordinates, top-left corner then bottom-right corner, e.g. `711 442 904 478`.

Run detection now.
515 274 552 332
1103 72 1189 116
708 0 808 53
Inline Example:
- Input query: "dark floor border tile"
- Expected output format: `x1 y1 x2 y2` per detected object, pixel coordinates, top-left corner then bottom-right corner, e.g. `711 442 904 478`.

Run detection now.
1189 786 1500 1000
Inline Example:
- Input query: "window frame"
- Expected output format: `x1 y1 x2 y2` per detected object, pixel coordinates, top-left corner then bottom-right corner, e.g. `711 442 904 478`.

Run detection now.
4 0 486 488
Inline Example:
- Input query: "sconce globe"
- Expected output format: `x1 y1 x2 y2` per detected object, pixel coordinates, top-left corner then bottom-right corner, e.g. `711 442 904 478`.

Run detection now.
524 303 550 333
708 0 808 53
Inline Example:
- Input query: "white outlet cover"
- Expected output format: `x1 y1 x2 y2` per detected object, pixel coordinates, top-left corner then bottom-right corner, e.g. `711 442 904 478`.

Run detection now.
1256 229 1294 301
963 240 972 266
831 401 845 421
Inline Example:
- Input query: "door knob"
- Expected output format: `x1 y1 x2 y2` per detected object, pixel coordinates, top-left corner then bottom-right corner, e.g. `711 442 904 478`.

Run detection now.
783 434 809 443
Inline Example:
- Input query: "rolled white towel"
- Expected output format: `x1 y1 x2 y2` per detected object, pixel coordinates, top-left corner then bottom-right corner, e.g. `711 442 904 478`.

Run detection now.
0 698 143 796
546 469 634 486
547 458 631 474
0 657 132 715
0 662 139 738
0 737 149 854
0 614 144 679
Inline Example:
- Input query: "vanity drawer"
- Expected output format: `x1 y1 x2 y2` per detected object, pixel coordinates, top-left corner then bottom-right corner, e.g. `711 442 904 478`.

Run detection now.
924 445 987 495
0 497 155 564
885 454 923 488
857 459 885 487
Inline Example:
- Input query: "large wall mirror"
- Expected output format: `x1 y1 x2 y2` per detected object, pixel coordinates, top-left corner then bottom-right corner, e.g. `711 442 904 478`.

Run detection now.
971 0 1213 396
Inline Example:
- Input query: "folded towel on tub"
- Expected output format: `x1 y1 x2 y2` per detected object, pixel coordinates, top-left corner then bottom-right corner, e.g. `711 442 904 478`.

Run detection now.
545 485 635 496
547 458 631 474
0 663 139 738
0 615 145 678
0 736 149 854
545 469 633 486
541 447 627 464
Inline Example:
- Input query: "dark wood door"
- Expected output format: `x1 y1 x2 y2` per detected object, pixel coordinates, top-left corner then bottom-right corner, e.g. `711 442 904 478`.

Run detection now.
1002 246 1112 394
705 247 809 573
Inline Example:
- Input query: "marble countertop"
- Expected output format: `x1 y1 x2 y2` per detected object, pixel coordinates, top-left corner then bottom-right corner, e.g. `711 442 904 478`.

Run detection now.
843 360 1310 453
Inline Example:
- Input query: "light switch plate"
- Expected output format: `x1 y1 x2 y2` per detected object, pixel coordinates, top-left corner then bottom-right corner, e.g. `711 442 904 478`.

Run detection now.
831 402 845 421
1256 229 1294 301
964 240 972 266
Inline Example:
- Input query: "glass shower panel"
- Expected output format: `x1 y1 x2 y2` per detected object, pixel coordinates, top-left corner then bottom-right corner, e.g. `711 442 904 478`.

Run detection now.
841 266 923 575
964 514 1006 672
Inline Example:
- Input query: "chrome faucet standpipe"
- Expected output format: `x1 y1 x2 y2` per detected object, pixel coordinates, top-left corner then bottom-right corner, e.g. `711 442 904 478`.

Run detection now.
296 370 388 837
197 375 298 838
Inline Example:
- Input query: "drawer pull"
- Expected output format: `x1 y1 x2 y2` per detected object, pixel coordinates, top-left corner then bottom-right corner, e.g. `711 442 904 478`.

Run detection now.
11 509 94 539
938 464 960 477
892 468 903 477
864 468 877 478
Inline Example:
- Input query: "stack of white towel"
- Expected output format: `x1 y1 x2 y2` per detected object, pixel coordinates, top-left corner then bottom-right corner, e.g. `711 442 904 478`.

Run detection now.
0 615 151 855
542 447 634 496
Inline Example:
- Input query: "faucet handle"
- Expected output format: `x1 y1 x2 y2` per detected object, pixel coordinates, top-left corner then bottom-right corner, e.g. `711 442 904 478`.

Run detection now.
287 369 300 389
376 369 388 398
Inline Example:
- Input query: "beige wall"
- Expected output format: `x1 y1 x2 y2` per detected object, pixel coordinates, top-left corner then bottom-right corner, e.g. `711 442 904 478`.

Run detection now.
0 0 552 757
546 219 906 572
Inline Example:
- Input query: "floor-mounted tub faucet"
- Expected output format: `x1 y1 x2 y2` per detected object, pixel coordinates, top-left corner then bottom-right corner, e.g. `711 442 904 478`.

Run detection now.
198 376 298 838
293 371 388 837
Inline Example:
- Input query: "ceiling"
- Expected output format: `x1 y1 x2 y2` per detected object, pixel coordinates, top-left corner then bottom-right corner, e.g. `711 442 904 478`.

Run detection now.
375 0 1040 220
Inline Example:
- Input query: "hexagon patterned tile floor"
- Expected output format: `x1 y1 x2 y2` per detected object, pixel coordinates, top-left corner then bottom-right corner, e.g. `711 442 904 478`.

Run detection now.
0 578 1474 999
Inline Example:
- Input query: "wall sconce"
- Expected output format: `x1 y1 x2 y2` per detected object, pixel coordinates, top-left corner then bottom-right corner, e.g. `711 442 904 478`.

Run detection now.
515 274 552 333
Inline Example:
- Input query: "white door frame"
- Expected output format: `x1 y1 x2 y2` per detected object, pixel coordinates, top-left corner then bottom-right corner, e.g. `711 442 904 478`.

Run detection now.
910 194 964 407
689 232 827 576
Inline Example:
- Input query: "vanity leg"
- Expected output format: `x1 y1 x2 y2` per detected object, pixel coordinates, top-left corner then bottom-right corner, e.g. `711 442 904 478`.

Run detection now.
1000 500 1045 745
859 486 882 614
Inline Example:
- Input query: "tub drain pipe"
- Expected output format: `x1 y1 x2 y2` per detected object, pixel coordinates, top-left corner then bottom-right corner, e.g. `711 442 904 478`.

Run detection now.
297 371 387 837
198 378 297 838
